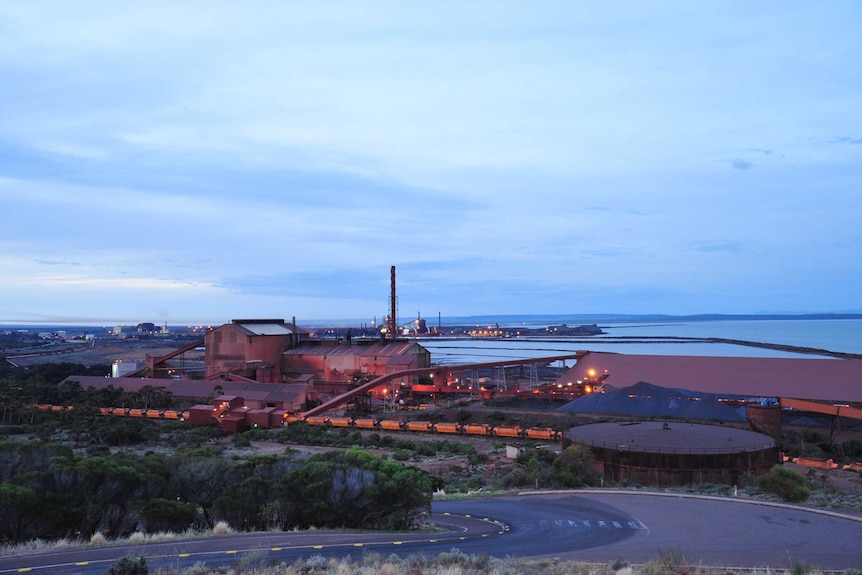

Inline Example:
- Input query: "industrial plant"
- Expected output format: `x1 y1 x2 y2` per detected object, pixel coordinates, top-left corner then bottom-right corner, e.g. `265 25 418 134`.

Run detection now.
47 266 862 486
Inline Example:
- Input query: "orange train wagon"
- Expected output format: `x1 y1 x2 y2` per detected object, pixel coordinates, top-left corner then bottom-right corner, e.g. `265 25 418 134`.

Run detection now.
405 421 432 432
493 426 523 438
378 419 403 431
525 427 559 440
464 424 492 436
433 422 462 434
305 416 330 426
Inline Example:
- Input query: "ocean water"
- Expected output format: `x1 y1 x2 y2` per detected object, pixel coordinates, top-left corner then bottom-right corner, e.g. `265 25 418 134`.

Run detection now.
419 318 862 365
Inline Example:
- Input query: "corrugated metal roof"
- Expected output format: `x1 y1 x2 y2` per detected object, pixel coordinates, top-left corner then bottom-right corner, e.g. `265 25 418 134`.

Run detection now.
235 322 294 336
555 352 862 403
283 341 426 358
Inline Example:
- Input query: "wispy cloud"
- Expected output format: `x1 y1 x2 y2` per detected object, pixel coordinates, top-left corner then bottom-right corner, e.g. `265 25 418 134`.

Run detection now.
689 240 746 253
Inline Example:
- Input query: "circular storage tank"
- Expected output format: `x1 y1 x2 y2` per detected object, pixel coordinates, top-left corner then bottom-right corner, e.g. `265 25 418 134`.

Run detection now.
564 420 780 487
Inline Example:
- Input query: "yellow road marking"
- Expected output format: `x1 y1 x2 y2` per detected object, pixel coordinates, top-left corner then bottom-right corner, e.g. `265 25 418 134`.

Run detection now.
178 553 190 558
75 562 89 566
313 545 323 549
226 550 237 555
353 543 363 547
271 547 282 551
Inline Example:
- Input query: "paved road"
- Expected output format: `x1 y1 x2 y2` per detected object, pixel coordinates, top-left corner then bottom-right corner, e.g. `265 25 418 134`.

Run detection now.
440 491 862 569
2 492 860 574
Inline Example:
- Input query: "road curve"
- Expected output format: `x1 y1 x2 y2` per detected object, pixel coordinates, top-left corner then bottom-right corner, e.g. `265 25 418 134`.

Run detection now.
2 492 860 574
439 491 862 570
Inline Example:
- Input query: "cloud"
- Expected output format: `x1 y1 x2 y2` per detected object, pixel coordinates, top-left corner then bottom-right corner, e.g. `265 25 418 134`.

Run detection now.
33 259 78 266
689 240 746 253
729 159 753 170
829 137 862 145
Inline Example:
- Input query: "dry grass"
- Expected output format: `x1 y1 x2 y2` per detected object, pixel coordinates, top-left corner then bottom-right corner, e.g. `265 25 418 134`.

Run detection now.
0 524 235 557
146 551 845 575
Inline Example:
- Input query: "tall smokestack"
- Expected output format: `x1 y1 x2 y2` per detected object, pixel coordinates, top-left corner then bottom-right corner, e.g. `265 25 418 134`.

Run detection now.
389 266 397 340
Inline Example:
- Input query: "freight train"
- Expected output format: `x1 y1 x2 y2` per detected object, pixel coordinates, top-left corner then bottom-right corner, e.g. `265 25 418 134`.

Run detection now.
34 404 191 420
34 404 561 441
287 415 561 441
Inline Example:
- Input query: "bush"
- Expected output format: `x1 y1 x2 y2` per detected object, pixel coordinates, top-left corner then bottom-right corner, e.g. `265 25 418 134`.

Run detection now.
392 448 410 461
142 498 196 533
487 410 506 424
758 465 810 502
455 409 472 424
232 433 251 448
105 555 148 575
554 444 597 488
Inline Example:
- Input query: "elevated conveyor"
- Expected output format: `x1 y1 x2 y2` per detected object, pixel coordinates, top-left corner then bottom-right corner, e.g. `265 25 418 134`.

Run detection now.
301 352 588 418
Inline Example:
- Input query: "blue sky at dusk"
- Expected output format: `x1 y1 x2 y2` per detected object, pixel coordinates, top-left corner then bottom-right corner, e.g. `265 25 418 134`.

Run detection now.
1 2 860 325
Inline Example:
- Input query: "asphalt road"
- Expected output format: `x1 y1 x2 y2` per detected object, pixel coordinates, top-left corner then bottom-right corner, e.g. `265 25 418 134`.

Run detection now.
2 492 860 574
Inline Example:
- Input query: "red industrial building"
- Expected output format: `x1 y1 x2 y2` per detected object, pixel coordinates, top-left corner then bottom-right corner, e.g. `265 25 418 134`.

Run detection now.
205 319 310 382
202 318 431 393
554 352 862 405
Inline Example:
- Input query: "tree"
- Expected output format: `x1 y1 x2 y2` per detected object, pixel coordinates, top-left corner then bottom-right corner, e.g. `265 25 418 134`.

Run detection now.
0 483 40 543
167 453 232 528
142 498 195 533
554 444 597 488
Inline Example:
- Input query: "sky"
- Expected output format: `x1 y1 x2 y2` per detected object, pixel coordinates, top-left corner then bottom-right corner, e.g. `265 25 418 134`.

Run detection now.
1 2 861 326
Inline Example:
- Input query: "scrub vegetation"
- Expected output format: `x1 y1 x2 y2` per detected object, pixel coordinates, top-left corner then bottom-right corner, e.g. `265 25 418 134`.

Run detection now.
103 548 858 575
0 440 433 544
2 361 862 574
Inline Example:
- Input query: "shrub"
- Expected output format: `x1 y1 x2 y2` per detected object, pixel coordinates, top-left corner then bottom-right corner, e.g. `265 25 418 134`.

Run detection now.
142 498 196 534
212 521 233 535
554 444 597 488
105 555 148 575
487 410 506 424
232 433 251 448
758 465 810 503
455 409 472 424
392 448 410 461
89 532 107 545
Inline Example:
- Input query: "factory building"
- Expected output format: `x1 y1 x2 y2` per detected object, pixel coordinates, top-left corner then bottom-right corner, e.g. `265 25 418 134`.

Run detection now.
203 318 431 394
282 339 431 394
205 319 308 382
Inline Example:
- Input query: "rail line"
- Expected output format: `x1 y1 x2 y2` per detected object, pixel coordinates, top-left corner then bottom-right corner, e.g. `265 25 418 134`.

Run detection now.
33 404 562 441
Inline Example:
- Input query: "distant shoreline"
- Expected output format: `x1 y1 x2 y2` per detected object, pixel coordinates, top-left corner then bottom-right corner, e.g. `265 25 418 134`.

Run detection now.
2 312 862 330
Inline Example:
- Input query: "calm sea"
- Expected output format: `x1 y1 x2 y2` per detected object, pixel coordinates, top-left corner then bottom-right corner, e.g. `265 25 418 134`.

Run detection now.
418 319 862 365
